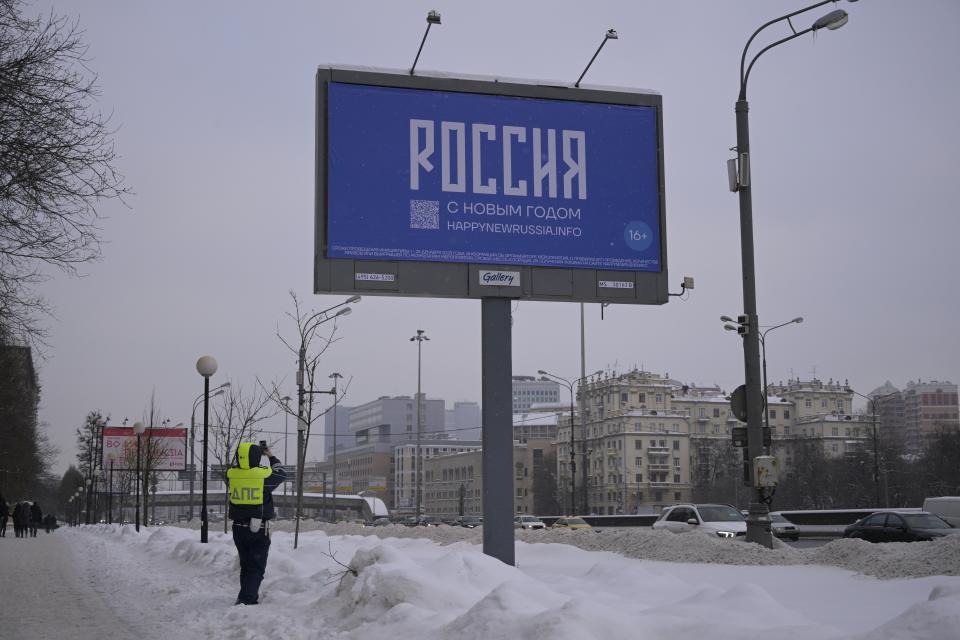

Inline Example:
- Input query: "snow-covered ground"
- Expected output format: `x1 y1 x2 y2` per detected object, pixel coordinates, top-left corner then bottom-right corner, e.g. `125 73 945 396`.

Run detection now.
2 523 959 639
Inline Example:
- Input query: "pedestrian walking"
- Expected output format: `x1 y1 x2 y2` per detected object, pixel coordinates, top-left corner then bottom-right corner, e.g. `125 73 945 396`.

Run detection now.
29 501 42 537
226 442 288 606
13 501 27 538
44 513 56 533
0 495 8 537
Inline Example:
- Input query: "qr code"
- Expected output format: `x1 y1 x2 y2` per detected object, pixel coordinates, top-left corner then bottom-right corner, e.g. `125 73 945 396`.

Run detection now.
410 200 440 229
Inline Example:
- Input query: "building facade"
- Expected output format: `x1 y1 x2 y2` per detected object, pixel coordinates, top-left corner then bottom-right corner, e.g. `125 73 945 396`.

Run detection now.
512 375 560 413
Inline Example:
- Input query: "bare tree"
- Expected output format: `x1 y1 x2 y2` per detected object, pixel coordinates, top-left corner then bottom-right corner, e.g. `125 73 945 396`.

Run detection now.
209 382 276 532
0 1 128 343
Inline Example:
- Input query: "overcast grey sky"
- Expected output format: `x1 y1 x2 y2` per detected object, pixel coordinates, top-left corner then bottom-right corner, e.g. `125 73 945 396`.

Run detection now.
30 1 960 474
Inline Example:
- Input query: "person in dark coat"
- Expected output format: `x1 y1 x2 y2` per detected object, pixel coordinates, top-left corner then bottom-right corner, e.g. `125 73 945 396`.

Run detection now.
0 496 8 537
44 513 57 533
12 501 27 538
29 501 42 537
227 442 288 605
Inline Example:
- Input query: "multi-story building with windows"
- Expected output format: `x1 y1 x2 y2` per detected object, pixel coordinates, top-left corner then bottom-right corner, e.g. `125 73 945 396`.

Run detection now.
564 370 872 515
512 375 560 413
902 380 959 451
422 437 555 517
394 439 481 515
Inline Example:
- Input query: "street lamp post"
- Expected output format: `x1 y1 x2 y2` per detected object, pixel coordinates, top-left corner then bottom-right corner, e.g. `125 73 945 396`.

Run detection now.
410 329 430 519
108 459 114 524
329 373 343 522
281 395 292 503
133 421 146 532
846 387 897 507
538 370 575 514
189 384 229 521
730 1 851 548
195 355 219 543
93 467 103 523
294 296 359 549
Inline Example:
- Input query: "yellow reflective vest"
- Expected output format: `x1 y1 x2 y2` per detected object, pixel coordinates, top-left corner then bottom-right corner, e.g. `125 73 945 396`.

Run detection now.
227 466 272 506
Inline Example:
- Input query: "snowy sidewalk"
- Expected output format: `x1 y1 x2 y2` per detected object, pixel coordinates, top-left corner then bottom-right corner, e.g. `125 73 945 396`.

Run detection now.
0 530 138 640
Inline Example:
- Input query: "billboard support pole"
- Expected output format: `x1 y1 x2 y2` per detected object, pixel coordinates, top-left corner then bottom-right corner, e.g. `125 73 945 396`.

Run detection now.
481 297 515 566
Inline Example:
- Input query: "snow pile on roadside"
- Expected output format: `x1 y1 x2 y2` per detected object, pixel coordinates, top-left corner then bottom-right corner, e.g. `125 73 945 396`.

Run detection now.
57 524 960 640
263 522 960 579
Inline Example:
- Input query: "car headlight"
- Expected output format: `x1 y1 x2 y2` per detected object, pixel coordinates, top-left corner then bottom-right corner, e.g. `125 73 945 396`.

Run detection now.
715 530 737 538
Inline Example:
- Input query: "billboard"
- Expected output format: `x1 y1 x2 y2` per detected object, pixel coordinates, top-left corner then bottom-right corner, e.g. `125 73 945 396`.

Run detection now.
102 426 188 471
315 67 668 304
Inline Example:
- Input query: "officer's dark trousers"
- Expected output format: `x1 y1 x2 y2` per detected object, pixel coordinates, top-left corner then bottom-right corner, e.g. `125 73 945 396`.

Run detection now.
232 524 270 604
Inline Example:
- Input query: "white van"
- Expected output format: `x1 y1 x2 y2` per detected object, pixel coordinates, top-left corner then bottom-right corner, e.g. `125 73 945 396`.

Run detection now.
922 496 960 527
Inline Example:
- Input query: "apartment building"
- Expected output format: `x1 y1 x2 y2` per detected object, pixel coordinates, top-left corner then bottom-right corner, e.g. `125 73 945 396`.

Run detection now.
564 370 872 515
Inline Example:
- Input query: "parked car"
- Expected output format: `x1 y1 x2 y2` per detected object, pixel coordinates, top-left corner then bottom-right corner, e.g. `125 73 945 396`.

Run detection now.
514 515 546 530
842 511 958 543
459 515 483 528
401 516 419 527
769 512 799 541
551 517 591 530
371 517 392 527
652 503 747 538
419 515 445 527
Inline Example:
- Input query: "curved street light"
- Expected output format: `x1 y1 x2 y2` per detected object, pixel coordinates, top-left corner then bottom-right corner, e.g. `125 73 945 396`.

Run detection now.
730 0 854 548
538 370 576 514
294 296 360 549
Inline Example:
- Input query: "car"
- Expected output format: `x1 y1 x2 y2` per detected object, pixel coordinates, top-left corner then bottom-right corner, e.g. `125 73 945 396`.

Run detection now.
842 511 958 543
652 503 747 538
400 516 419 527
551 517 591 529
371 517 392 527
419 515 445 527
459 515 483 528
770 512 799 542
514 515 546 530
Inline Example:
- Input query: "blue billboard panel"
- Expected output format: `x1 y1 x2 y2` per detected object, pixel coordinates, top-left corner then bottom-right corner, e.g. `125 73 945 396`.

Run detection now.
326 82 662 272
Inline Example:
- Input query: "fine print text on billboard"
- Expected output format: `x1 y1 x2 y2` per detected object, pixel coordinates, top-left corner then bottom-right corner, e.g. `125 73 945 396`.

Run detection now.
326 83 661 272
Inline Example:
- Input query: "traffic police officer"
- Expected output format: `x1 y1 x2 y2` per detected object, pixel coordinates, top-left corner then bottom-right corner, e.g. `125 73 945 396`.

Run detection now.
227 441 288 605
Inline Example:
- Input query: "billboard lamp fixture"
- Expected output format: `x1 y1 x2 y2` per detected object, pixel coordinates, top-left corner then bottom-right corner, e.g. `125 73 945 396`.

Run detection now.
575 29 618 88
410 10 442 76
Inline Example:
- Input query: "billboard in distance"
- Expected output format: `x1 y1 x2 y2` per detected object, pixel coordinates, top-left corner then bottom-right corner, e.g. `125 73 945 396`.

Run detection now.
316 67 668 305
102 426 188 471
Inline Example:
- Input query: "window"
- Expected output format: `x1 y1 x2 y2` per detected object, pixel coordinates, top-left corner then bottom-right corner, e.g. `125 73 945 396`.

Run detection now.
784 410 791 419
636 473 642 482
674 492 682 501
699 408 706 418
673 440 680 450
821 399 828 408
805 399 812 408
673 457 680 468
621 393 628 403
674 474 680 484
836 400 844 410
713 408 720 418
769 409 777 419
635 457 642 467
784 426 791 436
831 427 839 437
635 440 642 450
639 393 646 403
831 443 838 453
656 394 663 403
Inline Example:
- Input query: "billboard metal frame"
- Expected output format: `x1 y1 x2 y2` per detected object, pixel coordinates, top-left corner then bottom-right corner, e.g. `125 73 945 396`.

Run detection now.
315 66 668 305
